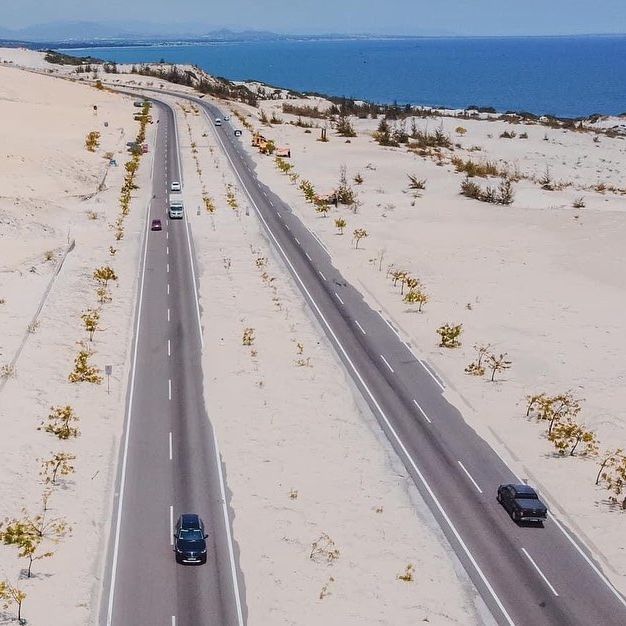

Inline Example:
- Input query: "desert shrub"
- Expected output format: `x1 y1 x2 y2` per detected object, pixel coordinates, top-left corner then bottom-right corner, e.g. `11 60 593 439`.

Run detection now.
460 178 483 199
451 156 501 177
436 323 463 348
573 196 586 208
407 174 427 190
85 131 101 152
335 112 356 137
410 125 452 149
500 130 517 139
373 118 399 147
352 228 368 249
299 179 317 202
68 345 102 383
39 405 80 440
460 177 514 205
282 103 329 119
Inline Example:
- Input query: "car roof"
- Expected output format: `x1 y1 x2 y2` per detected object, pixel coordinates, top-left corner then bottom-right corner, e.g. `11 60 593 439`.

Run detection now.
179 513 202 528
509 484 538 496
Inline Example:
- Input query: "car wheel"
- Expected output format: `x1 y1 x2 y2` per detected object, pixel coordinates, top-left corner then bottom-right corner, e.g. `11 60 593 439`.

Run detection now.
496 492 502 503
512 510 520 522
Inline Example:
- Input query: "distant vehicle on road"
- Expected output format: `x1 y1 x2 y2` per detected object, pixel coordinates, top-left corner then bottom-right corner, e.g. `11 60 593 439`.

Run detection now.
233 129 243 137
214 118 222 126
170 181 181 192
150 219 162 231
497 484 547 523
174 514 208 564
169 192 184 219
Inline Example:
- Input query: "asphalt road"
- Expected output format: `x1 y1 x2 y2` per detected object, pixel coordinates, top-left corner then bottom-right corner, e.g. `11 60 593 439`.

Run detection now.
101 99 244 626
159 91 625 626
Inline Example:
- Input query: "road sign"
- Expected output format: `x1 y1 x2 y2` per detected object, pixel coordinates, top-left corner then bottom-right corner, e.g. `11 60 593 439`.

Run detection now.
105 365 112 393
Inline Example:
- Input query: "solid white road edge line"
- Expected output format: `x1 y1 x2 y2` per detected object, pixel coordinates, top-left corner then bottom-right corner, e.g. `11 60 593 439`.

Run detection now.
402 339 446 391
192 101 246 625
412 398 432 424
212 425 245 626
521 548 558 597
458 461 483 494
105 148 153 626
184 214 204 348
378 311 400 337
206 100 515 626
549 514 626 608
418 358 446 391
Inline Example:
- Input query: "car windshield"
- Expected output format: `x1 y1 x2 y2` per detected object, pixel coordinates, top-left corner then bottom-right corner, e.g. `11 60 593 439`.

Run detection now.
179 529 203 541
517 492 538 499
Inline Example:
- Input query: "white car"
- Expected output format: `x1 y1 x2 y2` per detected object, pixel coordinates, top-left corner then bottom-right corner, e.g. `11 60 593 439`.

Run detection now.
170 181 181 192
214 118 222 126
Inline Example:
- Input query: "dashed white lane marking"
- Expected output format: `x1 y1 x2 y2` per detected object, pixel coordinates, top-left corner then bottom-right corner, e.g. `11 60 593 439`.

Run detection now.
200 95 509 626
285 224 290 231
294 237 301 245
167 263 170 273
334 292 344 305
354 320 367 335
167 283 170 295
166 246 169 255
521 548 559 597
167 339 171 357
167 308 170 322
318 270 327 281
412 398 432 424
169 432 173 461
172 617 176 626
458 461 483 494
168 379 172 400
380 354 395 373
169 505 174 545
305 252 312 261
166 231 169 240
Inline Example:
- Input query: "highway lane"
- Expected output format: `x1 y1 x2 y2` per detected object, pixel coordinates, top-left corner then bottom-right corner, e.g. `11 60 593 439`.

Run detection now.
101 99 244 626
169 92 626 625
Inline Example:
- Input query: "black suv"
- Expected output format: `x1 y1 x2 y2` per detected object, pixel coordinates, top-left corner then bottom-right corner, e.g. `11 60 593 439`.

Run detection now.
497 484 548 524
174 514 208 564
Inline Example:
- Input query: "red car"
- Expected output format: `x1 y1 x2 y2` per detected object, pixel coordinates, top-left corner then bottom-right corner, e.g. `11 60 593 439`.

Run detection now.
151 219 162 231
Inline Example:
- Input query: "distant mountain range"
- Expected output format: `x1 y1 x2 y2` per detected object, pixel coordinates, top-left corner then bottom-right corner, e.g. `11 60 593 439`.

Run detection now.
0 20 455 46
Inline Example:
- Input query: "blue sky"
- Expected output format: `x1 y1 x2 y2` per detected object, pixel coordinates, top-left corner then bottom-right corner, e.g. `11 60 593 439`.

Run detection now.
2 0 626 36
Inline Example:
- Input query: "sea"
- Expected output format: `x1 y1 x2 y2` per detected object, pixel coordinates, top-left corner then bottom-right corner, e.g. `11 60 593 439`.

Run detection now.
60 36 626 118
